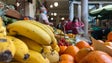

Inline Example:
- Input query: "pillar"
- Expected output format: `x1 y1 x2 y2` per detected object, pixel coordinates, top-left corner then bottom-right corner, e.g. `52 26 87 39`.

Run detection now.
81 0 88 38
99 3 103 8
25 0 36 19
77 4 81 19
69 1 74 21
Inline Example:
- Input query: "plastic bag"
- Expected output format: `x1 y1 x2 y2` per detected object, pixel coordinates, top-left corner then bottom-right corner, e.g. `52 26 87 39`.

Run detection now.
76 27 84 34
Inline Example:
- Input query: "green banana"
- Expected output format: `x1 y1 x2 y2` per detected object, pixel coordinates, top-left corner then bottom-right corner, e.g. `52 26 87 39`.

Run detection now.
7 21 51 45
7 36 30 62
16 35 43 53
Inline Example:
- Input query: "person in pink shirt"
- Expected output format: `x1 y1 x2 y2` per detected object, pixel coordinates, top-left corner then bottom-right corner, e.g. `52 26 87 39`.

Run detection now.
71 16 84 34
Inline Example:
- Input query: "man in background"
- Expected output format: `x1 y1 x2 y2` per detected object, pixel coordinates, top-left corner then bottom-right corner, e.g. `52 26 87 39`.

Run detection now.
39 6 53 25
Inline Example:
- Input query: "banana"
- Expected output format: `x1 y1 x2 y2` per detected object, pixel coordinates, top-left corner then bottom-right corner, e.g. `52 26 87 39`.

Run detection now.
0 37 16 62
21 50 46 63
0 17 3 28
0 26 7 36
7 21 51 45
25 20 58 49
7 36 30 62
16 35 43 53
46 25 54 32
42 50 59 63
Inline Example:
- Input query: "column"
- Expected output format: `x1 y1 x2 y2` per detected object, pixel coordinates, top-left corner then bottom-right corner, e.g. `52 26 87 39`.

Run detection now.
81 0 88 38
25 0 36 18
69 1 74 21
99 3 103 8
77 4 81 19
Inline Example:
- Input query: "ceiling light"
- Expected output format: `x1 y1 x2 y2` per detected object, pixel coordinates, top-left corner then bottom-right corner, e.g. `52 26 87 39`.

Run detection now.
51 18 54 20
54 13 57 16
50 5 53 8
61 17 65 20
54 2 58 7
51 13 54 15
16 2 20 7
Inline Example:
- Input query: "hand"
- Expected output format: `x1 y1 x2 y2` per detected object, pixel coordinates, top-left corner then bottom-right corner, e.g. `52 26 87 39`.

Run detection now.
49 22 53 26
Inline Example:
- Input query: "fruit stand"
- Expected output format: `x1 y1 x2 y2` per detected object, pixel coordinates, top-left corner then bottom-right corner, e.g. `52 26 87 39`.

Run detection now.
0 1 112 63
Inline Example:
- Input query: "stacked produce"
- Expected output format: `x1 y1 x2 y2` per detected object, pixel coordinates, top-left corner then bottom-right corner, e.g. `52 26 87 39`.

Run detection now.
0 18 60 63
0 16 112 63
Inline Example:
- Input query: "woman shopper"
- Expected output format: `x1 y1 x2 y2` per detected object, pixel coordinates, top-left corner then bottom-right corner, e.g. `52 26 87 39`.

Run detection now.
71 16 84 35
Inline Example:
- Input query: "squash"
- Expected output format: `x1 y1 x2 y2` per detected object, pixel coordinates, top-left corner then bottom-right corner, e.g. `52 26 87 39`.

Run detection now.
75 41 90 49
79 51 112 63
107 32 112 41
64 45 79 57
75 47 93 63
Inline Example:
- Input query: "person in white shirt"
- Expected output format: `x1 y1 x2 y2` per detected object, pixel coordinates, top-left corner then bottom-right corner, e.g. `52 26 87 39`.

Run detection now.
39 6 53 25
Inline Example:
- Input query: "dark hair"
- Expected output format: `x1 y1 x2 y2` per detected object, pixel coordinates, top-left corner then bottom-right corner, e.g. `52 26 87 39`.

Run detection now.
72 16 79 22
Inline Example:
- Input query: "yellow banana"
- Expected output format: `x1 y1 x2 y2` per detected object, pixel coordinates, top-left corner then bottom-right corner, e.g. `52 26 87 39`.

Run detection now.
21 50 46 63
25 20 58 49
0 26 7 36
42 50 59 63
7 36 30 62
16 35 43 53
0 17 3 28
42 46 53 53
46 25 54 32
0 37 16 62
7 21 51 45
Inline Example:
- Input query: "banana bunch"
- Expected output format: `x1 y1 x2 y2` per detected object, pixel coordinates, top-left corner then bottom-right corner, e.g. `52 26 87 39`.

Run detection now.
7 36 30 62
5 20 60 63
16 35 43 53
7 21 52 45
20 50 46 63
0 36 16 62
7 20 59 50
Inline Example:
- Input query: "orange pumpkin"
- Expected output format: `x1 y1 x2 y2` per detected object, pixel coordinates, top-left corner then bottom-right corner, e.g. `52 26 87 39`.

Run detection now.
59 46 67 55
75 47 93 63
64 45 79 57
60 54 74 62
59 60 74 63
107 32 112 41
104 42 112 47
75 41 90 49
79 51 112 63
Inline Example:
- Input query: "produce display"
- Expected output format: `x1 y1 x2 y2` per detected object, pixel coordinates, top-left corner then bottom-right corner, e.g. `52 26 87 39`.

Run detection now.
0 17 112 63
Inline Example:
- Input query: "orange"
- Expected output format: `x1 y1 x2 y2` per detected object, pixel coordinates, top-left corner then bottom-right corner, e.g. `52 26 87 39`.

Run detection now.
75 41 90 49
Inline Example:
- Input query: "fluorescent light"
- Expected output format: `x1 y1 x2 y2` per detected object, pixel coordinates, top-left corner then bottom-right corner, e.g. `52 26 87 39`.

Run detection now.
61 17 65 20
54 13 57 16
54 2 58 7
51 13 54 15
51 18 54 20
50 5 53 8
16 2 20 7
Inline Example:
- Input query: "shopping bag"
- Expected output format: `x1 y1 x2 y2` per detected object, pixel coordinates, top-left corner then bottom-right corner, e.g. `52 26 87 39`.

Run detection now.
76 27 84 34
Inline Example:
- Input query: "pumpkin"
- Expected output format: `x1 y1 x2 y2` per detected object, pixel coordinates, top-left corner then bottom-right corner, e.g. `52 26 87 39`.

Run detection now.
79 51 112 63
59 46 67 55
60 54 74 62
107 32 112 41
75 41 90 49
64 45 79 57
59 60 74 63
75 47 93 63
104 42 112 47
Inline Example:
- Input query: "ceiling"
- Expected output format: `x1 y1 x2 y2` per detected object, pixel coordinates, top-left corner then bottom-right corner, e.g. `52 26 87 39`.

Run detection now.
45 0 69 21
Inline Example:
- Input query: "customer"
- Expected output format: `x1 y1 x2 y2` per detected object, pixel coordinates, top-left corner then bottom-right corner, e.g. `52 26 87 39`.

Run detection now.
39 6 53 25
71 16 84 35
64 18 72 33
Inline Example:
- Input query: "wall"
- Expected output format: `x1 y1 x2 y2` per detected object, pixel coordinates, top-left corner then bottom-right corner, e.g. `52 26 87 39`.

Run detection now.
25 0 36 19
